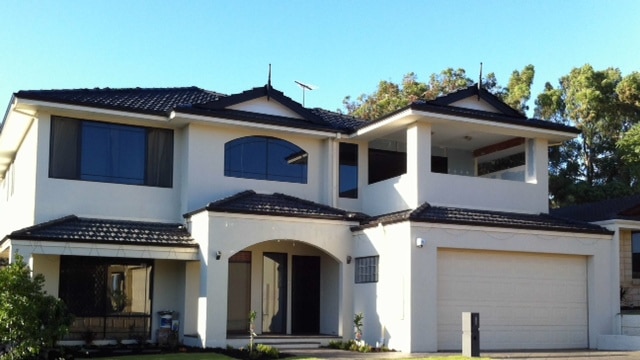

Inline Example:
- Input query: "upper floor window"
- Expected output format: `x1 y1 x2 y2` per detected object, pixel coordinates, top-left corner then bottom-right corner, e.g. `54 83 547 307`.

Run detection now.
224 136 307 184
50 116 173 187
339 143 358 198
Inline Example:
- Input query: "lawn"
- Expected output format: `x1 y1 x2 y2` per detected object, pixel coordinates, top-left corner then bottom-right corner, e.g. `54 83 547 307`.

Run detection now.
96 354 487 360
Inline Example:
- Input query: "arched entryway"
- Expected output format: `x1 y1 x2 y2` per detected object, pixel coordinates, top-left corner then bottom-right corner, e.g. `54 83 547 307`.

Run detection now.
226 239 341 337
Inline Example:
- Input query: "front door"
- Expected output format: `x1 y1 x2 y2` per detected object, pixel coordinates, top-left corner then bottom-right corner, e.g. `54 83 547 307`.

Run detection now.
291 255 320 334
262 253 287 333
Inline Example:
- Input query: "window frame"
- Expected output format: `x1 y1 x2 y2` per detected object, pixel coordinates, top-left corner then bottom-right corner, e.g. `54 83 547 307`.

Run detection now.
224 136 308 184
355 256 379 284
339 142 358 198
49 116 174 188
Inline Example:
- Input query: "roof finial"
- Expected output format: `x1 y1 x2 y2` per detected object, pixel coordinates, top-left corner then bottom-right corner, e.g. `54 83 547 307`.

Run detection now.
267 64 272 101
478 62 483 100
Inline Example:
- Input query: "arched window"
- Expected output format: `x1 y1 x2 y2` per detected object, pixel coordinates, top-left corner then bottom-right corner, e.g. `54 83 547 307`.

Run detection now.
224 136 308 184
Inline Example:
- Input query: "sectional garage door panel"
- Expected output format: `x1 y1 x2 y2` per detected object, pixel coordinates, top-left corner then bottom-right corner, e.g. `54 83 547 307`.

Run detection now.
437 250 588 351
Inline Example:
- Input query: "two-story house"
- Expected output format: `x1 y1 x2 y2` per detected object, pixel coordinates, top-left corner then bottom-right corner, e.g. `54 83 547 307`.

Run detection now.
0 83 617 352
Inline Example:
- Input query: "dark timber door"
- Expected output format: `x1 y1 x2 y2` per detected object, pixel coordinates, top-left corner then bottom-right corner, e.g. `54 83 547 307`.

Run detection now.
291 255 320 334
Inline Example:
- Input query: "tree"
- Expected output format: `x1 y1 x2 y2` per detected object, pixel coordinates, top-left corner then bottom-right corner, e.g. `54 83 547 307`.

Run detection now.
342 66 534 120
502 65 535 113
536 65 640 207
0 254 73 359
342 68 476 120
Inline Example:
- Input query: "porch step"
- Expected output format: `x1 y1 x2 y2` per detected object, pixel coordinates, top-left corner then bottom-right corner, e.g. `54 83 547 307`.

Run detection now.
260 341 322 350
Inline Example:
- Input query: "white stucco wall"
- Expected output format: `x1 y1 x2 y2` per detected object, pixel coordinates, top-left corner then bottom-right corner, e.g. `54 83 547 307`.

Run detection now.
181 124 330 214
0 112 38 238
32 114 183 224
152 260 187 341
354 222 615 353
32 254 60 296
353 222 412 351
187 210 355 348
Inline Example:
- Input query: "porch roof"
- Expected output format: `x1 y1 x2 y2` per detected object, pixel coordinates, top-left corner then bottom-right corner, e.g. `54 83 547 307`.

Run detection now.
186 190 367 221
4 215 198 247
354 203 612 235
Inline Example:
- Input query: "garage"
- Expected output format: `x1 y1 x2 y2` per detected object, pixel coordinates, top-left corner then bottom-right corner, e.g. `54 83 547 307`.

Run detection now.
437 249 588 350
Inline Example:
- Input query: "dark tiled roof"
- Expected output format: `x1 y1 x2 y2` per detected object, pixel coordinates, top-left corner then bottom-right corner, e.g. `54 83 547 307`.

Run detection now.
15 87 225 116
407 102 579 134
6 215 197 247
13 85 578 136
309 108 368 133
551 194 640 222
428 85 526 118
176 107 345 133
187 190 366 221
354 203 611 234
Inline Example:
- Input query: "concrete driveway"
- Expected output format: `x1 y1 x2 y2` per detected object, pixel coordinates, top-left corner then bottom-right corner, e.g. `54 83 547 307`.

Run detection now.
287 348 640 359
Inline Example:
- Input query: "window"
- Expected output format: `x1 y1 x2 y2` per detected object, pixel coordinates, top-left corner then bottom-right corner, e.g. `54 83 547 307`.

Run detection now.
58 256 153 317
355 256 379 283
49 116 173 187
477 152 525 176
431 156 448 174
224 136 308 184
339 143 358 198
633 233 640 279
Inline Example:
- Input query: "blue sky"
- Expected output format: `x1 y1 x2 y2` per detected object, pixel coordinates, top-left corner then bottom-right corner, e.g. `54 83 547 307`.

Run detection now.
1 1 639 115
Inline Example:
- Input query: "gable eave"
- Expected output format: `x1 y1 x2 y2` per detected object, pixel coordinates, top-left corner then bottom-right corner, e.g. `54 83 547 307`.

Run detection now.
194 85 326 125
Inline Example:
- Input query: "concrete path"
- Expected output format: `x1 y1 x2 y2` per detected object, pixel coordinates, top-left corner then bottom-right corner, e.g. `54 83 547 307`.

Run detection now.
286 348 640 359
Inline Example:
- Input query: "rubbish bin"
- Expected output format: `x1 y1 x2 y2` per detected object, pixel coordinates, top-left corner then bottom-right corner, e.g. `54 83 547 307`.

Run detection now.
462 312 479 357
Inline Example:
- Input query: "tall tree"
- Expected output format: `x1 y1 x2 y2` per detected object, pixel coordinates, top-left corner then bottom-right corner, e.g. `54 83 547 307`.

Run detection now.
342 66 529 120
536 65 640 206
503 64 535 113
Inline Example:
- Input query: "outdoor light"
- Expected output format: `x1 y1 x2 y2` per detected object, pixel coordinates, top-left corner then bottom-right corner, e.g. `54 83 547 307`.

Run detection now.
347 256 352 264
416 237 425 248
215 251 222 260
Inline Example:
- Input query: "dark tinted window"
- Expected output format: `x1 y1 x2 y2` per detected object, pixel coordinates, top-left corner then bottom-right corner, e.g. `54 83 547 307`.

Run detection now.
339 143 358 198
50 116 173 187
225 136 308 184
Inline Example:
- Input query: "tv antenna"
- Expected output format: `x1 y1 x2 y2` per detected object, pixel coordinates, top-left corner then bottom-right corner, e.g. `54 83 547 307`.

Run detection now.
294 80 317 107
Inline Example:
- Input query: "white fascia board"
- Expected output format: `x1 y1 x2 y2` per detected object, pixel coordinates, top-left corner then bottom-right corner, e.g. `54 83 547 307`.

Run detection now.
14 99 168 123
350 108 415 139
172 111 339 138
207 210 361 226
409 221 612 240
410 109 578 142
9 239 199 260
352 108 577 142
593 219 640 231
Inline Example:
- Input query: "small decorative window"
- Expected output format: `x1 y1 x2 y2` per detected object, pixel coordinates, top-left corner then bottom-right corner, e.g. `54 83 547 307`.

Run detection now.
224 136 308 184
355 256 379 283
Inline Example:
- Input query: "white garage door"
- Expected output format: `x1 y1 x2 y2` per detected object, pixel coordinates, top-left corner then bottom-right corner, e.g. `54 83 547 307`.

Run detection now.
437 249 588 350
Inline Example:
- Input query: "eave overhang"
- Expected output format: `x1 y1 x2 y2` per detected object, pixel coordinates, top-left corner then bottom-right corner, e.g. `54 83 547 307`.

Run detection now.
352 105 579 143
171 110 340 138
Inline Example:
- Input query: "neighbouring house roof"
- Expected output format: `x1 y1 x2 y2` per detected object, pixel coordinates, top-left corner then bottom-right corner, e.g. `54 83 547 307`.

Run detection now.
353 202 612 235
185 190 367 221
4 215 198 247
550 194 640 223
